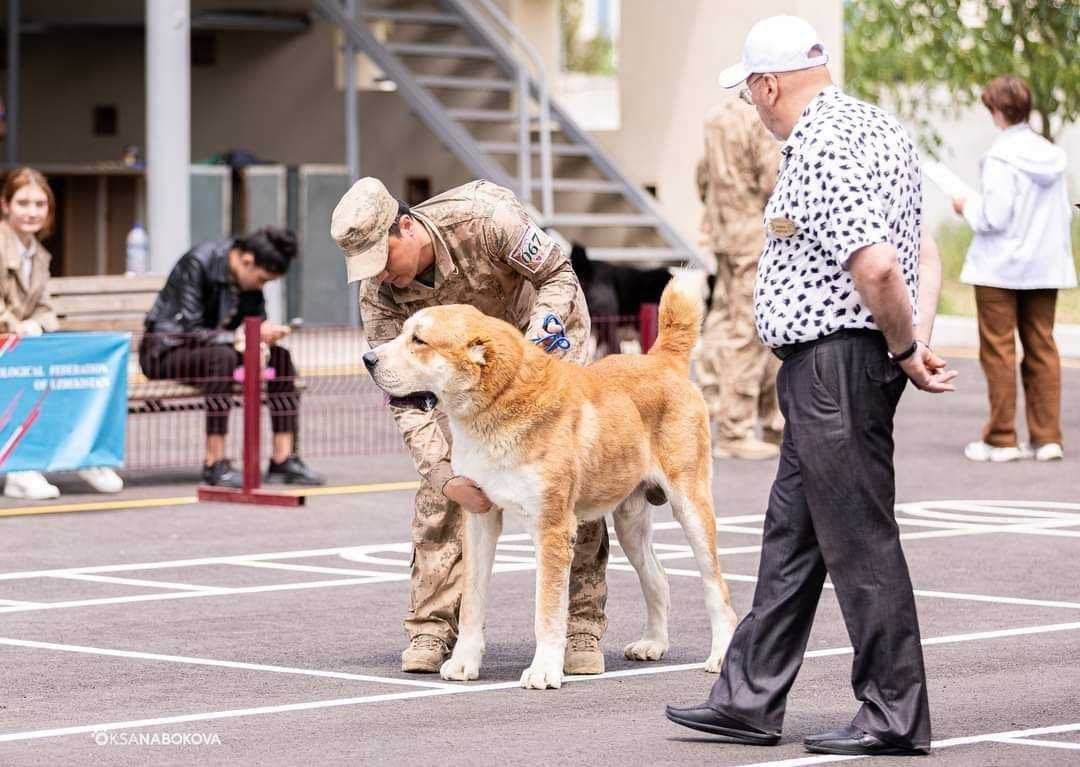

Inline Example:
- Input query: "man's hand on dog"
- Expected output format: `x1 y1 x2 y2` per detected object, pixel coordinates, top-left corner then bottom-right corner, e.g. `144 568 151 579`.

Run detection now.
443 476 493 514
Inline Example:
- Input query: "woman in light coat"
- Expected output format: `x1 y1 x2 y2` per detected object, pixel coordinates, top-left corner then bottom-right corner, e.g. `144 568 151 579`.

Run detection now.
953 76 1076 463
0 168 123 498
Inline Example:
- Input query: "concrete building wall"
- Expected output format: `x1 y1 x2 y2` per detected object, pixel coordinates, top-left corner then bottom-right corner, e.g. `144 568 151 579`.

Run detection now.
593 1 843 250
4 4 471 203
3 1 846 253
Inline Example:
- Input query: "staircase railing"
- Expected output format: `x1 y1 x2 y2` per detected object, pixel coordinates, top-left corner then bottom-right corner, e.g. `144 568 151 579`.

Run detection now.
443 0 554 221
314 0 515 191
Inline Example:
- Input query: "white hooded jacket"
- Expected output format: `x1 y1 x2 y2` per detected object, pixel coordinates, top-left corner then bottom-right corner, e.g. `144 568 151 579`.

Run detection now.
960 123 1077 289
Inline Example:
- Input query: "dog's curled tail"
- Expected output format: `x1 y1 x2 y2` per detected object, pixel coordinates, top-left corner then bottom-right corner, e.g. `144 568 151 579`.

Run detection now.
648 270 705 369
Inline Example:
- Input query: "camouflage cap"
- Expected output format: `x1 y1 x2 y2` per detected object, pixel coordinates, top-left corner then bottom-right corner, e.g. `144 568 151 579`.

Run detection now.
330 177 399 283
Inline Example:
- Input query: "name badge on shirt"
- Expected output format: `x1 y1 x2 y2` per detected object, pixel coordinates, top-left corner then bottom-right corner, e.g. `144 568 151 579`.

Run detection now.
767 217 798 238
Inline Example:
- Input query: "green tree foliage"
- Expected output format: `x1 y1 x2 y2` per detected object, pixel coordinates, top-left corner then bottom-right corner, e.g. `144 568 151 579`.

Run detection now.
845 0 1080 148
560 0 616 75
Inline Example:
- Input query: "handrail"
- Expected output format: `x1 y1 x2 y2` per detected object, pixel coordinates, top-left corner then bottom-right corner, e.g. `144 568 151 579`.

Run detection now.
453 0 554 221
313 0 514 191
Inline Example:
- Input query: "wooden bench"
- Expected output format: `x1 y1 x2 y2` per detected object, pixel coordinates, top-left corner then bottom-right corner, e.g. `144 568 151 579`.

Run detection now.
49 275 301 413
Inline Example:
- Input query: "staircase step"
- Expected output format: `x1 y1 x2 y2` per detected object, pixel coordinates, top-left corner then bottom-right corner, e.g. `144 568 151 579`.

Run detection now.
586 248 686 263
446 108 518 122
530 178 623 193
415 75 514 91
547 213 658 227
362 10 460 25
385 42 496 59
478 141 591 157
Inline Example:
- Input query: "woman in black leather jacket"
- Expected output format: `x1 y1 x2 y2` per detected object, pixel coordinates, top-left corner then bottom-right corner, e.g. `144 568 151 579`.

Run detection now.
139 226 323 487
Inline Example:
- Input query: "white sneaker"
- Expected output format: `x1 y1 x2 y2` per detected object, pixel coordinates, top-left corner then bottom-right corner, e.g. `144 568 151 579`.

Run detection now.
77 467 124 493
963 441 1025 463
1034 443 1064 462
4 471 61 500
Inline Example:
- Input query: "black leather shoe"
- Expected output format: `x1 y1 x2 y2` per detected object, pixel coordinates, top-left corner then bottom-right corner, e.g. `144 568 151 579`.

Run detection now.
202 459 242 488
665 704 780 745
804 724 928 756
266 455 325 486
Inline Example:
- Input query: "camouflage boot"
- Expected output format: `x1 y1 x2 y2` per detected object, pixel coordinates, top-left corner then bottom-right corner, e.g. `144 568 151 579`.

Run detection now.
401 634 451 673
564 633 605 675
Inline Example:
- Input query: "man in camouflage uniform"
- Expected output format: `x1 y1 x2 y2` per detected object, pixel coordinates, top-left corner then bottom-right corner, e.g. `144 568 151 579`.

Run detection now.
331 177 608 674
695 98 784 460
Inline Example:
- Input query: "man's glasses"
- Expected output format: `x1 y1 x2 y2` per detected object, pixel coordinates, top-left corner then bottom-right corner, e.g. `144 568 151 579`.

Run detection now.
738 74 764 105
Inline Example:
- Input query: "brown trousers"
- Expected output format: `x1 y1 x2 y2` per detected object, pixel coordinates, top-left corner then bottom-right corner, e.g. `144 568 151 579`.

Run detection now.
974 286 1062 447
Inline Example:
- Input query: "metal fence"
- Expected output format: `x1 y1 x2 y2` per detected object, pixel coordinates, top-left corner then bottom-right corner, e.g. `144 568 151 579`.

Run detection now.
125 310 657 472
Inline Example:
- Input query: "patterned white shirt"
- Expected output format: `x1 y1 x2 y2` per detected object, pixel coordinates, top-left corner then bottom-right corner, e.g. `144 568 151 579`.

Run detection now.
754 86 921 348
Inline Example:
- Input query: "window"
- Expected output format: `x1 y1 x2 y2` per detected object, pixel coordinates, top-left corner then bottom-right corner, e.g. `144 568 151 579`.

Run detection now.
93 105 117 137
405 177 432 206
192 33 217 67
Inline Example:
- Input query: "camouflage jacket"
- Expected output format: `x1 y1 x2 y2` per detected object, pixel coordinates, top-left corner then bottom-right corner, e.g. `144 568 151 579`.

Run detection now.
696 99 781 257
360 179 590 491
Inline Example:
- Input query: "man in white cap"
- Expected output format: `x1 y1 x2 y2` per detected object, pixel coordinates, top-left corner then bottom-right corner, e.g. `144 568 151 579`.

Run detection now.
331 177 610 676
665 15 955 757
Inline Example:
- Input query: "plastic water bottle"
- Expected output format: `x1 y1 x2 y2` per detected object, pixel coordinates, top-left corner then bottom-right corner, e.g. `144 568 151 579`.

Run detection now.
125 224 149 276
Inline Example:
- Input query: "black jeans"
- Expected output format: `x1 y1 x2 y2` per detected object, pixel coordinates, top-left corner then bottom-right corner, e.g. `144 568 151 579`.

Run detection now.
707 331 931 751
139 341 299 437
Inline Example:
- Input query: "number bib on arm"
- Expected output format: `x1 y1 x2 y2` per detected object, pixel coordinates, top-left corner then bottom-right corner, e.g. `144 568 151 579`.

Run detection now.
509 223 551 273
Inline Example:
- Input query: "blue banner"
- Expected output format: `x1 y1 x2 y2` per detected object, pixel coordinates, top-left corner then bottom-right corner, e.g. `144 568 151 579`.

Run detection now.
0 333 128 472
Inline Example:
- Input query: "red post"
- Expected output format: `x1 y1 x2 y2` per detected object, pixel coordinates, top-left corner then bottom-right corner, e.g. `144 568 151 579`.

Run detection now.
197 317 304 507
639 303 659 354
241 317 261 492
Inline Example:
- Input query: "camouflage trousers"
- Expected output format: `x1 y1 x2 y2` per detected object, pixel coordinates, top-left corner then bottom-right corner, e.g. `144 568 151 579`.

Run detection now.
695 249 782 441
406 478 610 645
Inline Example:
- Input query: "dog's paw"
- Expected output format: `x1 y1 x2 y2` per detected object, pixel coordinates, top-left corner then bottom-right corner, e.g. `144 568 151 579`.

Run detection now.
704 654 723 673
519 661 563 690
440 654 481 682
624 639 669 662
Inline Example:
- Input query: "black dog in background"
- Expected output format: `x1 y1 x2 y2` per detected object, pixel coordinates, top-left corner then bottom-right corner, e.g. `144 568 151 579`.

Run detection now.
570 243 715 355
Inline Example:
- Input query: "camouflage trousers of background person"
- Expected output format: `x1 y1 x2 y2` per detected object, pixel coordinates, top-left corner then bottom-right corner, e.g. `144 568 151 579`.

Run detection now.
696 249 783 442
405 418 610 645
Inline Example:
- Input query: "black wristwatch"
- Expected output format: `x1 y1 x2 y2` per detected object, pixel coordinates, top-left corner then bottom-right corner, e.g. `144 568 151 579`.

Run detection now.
887 339 919 365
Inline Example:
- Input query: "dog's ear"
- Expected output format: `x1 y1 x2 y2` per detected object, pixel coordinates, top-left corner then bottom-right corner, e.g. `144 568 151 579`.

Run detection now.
467 337 488 365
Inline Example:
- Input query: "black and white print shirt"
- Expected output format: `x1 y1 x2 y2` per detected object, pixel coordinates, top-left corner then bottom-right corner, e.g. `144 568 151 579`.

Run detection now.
755 86 921 348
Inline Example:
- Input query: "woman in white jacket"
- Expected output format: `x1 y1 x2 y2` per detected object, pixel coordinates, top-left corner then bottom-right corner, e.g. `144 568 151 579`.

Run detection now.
954 75 1076 463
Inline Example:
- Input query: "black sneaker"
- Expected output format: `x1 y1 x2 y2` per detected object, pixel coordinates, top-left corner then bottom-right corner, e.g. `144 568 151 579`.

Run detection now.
202 459 242 488
266 455 325 486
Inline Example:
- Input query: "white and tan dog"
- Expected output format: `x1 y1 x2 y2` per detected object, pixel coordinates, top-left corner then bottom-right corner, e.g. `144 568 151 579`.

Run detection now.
362 275 739 689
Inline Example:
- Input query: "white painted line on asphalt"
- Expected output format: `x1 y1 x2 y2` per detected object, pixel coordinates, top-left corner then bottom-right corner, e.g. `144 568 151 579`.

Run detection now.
902 508 1075 525
44 573 220 591
0 637 456 690
0 546 397 581
731 723 1080 767
0 575 407 614
992 737 1080 750
611 563 1080 610
1 622 1077 746
228 561 398 578
0 599 42 606
1003 527 1080 538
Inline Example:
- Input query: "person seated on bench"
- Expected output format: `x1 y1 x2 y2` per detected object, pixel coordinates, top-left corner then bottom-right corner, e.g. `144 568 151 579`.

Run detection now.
0 168 123 500
138 226 324 488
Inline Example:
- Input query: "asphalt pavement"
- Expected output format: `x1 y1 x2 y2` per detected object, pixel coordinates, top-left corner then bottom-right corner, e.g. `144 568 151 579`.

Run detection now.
0 357 1077 766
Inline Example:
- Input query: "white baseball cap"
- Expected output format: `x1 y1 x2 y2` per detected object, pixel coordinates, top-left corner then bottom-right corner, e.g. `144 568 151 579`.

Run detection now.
718 15 829 89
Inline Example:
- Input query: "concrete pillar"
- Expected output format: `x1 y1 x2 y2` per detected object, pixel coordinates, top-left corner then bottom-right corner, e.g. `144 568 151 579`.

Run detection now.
5 0 19 164
343 0 361 326
146 0 191 273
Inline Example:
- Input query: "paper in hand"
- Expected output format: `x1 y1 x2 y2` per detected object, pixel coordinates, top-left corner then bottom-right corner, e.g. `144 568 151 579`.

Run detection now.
923 161 981 205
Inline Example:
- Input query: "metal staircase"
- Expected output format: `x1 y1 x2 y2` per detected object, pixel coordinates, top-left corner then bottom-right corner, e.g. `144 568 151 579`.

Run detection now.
315 0 705 269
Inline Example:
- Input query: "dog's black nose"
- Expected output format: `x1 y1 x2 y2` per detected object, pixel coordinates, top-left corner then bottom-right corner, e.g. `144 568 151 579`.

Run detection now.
362 351 378 371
